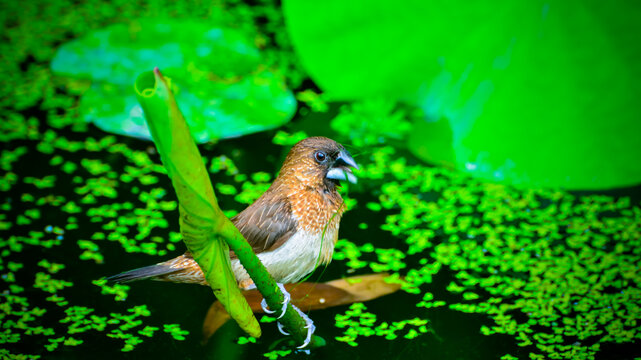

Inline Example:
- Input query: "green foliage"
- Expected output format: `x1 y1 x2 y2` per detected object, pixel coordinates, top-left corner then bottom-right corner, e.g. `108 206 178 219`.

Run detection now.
2 0 641 358
332 239 372 270
334 303 431 346
284 0 641 189
330 100 412 147
137 68 327 347
92 279 129 301
33 272 73 294
163 324 189 341
237 336 257 345
0 0 306 358
135 69 260 337
349 143 641 359
78 240 104 263
51 19 297 143
263 349 293 359
272 130 309 147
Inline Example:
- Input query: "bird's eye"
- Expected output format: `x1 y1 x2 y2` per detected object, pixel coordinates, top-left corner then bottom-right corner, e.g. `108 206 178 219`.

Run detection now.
314 151 327 163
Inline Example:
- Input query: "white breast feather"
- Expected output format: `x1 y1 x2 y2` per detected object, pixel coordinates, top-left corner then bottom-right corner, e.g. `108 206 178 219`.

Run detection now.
231 228 337 284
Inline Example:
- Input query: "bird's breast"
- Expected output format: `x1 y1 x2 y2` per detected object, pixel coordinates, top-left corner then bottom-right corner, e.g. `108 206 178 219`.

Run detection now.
288 186 345 233
231 227 338 286
231 182 345 287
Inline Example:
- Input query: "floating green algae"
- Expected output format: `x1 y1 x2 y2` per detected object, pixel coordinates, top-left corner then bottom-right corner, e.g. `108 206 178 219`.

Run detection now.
0 0 306 358
4 108 641 359
3 0 641 359
330 99 413 148
330 143 641 360
50 19 297 143
0 127 200 356
334 302 431 346
1 127 347 357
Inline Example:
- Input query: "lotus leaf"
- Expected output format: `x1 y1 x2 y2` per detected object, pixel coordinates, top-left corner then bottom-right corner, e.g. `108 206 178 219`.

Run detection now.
51 19 296 142
284 0 641 189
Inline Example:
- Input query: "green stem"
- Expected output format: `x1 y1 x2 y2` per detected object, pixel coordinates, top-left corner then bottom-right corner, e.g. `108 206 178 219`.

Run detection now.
134 68 323 348
219 221 325 348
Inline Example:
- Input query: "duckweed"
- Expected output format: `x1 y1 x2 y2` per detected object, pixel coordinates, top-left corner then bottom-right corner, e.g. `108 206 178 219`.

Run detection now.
92 279 129 301
237 336 257 344
2 0 640 359
163 324 189 341
263 349 293 359
272 130 309 146
337 144 641 359
334 303 431 346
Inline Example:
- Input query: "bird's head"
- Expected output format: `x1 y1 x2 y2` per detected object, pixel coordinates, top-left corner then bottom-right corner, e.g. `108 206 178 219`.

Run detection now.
278 137 359 190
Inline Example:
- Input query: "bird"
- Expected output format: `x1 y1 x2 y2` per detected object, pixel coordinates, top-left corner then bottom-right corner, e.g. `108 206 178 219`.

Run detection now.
108 136 359 346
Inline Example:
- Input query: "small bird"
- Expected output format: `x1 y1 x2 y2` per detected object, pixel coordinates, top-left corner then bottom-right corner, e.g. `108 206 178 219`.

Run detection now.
108 137 358 344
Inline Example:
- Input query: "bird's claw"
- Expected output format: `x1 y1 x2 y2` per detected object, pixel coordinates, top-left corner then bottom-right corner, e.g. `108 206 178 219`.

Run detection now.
293 305 316 349
275 305 315 348
277 321 289 335
261 284 315 349
260 283 291 319
276 283 290 319
260 298 276 314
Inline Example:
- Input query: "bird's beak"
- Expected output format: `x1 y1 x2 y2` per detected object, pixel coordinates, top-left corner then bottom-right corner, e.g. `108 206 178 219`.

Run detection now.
326 149 359 184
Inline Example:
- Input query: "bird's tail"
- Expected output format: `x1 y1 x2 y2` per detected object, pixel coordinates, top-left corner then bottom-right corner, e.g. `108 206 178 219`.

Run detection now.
106 253 208 286
106 263 178 283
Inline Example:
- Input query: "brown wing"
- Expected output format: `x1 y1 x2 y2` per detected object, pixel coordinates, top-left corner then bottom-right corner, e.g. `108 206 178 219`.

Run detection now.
229 194 297 257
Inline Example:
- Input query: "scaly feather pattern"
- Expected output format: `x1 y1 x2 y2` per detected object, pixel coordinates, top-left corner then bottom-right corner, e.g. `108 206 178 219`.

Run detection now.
108 137 357 289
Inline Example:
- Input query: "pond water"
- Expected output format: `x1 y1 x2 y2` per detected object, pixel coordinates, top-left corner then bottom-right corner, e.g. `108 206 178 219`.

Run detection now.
3 2 641 359
3 116 641 359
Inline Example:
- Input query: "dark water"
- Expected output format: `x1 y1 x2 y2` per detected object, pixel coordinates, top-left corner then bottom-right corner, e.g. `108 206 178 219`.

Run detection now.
3 101 641 359
3 0 641 357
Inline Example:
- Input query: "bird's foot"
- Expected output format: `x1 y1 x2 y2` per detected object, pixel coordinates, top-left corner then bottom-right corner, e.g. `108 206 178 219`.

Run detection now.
260 283 290 319
277 321 289 336
260 284 315 348
275 304 315 348
293 305 316 349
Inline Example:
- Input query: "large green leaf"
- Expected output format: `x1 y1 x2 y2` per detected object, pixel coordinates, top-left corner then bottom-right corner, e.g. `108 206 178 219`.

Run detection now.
284 0 641 189
134 69 324 347
135 69 260 338
51 19 296 142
